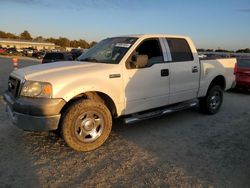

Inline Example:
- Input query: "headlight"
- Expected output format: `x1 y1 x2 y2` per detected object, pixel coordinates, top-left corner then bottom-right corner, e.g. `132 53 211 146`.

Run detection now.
20 81 52 98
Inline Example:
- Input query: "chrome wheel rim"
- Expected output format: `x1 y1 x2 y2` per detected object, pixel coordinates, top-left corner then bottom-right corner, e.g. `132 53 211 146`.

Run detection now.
210 91 221 110
75 111 104 143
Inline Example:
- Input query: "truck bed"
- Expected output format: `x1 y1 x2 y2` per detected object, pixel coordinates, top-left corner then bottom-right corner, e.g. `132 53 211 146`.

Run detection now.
199 58 236 96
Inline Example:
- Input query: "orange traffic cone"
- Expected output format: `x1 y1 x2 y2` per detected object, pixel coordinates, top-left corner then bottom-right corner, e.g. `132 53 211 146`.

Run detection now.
12 57 18 70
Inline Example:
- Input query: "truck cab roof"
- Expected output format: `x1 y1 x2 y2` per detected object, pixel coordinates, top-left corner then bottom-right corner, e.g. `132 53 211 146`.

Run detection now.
119 34 189 40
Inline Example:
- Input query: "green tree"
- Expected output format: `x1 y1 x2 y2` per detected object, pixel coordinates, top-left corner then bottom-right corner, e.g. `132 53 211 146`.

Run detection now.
78 39 90 49
6 32 19 39
206 49 214 52
70 40 80 48
46 37 58 44
20 30 32 40
236 48 250 53
57 37 70 47
0 31 7 38
89 41 97 48
197 48 205 52
215 49 234 53
34 36 44 42
0 30 95 49
0 31 18 39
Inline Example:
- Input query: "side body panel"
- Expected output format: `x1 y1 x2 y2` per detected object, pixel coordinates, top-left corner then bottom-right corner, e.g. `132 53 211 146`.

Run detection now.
198 58 236 97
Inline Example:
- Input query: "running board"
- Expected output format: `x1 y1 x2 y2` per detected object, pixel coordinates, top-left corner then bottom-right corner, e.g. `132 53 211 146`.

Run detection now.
124 100 198 124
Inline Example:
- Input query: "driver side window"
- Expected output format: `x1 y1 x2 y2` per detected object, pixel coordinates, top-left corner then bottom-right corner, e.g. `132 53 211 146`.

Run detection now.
127 39 164 69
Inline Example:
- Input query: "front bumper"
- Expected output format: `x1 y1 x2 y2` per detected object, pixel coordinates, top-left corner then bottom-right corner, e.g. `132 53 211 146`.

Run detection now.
3 91 66 131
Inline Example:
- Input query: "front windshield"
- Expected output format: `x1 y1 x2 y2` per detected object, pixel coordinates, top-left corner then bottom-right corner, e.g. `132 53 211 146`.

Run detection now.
78 37 137 64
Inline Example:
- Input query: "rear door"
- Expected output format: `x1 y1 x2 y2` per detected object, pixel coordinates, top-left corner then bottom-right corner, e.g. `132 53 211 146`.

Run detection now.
163 38 200 104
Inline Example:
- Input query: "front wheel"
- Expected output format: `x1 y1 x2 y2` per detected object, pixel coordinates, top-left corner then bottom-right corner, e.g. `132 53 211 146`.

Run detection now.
60 99 112 151
199 85 223 115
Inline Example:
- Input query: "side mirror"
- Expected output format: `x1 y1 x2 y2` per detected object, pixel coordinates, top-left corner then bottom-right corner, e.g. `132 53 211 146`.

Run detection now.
133 55 148 68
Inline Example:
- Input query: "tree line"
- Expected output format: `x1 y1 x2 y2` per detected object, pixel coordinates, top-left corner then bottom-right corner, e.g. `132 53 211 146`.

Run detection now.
197 48 250 53
0 30 97 49
1 30 249 53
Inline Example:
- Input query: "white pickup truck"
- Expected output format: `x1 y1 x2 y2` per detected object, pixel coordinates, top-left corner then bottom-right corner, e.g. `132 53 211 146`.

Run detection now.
4 34 236 151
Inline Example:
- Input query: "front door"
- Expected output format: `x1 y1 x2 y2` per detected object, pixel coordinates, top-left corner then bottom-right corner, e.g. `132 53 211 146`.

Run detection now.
123 38 170 114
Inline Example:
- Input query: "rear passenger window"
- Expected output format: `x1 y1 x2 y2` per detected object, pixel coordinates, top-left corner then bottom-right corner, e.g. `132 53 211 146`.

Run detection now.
166 38 193 62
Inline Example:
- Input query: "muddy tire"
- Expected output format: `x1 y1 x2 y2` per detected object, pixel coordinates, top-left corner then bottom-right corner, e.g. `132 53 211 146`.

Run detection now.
60 99 112 151
199 85 223 115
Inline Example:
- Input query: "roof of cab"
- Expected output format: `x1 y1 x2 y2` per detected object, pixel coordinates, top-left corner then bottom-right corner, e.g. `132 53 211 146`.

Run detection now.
119 34 189 39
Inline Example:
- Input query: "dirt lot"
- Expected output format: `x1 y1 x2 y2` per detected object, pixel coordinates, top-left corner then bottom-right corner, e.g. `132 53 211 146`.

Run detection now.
0 56 250 188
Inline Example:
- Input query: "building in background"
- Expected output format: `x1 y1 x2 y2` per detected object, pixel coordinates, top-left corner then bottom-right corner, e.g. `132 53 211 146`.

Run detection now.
0 38 56 50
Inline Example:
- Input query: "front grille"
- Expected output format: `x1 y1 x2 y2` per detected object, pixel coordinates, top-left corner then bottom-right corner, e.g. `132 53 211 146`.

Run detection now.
8 76 21 97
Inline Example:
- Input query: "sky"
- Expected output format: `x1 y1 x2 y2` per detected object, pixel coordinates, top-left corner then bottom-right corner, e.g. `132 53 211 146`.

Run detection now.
0 0 250 50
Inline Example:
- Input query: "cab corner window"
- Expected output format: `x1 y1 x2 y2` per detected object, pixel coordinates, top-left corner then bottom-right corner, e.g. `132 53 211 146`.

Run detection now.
167 38 194 62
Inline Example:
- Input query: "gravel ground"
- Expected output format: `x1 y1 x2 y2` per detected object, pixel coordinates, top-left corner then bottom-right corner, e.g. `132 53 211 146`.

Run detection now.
0 56 250 188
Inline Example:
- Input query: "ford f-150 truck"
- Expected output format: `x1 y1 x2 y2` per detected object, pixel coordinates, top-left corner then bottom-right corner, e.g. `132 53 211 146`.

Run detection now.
3 34 236 151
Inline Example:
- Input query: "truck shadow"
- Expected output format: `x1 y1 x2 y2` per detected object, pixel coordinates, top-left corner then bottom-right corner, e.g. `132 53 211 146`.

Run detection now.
113 105 250 187
16 95 250 187
228 88 250 95
21 104 250 187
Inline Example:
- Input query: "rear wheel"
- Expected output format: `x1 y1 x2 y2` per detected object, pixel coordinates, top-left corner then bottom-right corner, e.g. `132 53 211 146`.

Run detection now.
61 99 112 151
199 85 223 114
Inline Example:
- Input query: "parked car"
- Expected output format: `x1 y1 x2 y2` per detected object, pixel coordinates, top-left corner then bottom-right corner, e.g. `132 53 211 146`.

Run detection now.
22 48 35 56
4 34 236 152
0 48 6 53
32 51 46 59
6 47 18 55
234 59 250 89
42 52 73 63
16 49 23 53
71 48 84 60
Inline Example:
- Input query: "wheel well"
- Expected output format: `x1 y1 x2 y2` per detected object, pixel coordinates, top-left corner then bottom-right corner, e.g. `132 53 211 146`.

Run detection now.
60 91 117 117
96 92 117 117
208 75 226 91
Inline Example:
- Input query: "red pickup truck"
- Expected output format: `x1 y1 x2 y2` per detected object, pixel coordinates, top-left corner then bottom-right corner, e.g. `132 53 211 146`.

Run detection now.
234 59 250 89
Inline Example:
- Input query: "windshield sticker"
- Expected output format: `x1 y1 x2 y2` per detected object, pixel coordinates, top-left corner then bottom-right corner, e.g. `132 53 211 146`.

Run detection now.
115 43 131 48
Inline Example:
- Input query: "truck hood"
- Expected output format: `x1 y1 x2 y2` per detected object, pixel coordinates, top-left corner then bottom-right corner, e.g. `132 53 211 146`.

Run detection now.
11 61 117 81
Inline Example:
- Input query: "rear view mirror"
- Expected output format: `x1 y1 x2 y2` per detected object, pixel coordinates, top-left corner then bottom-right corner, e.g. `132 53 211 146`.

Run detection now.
133 55 148 68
